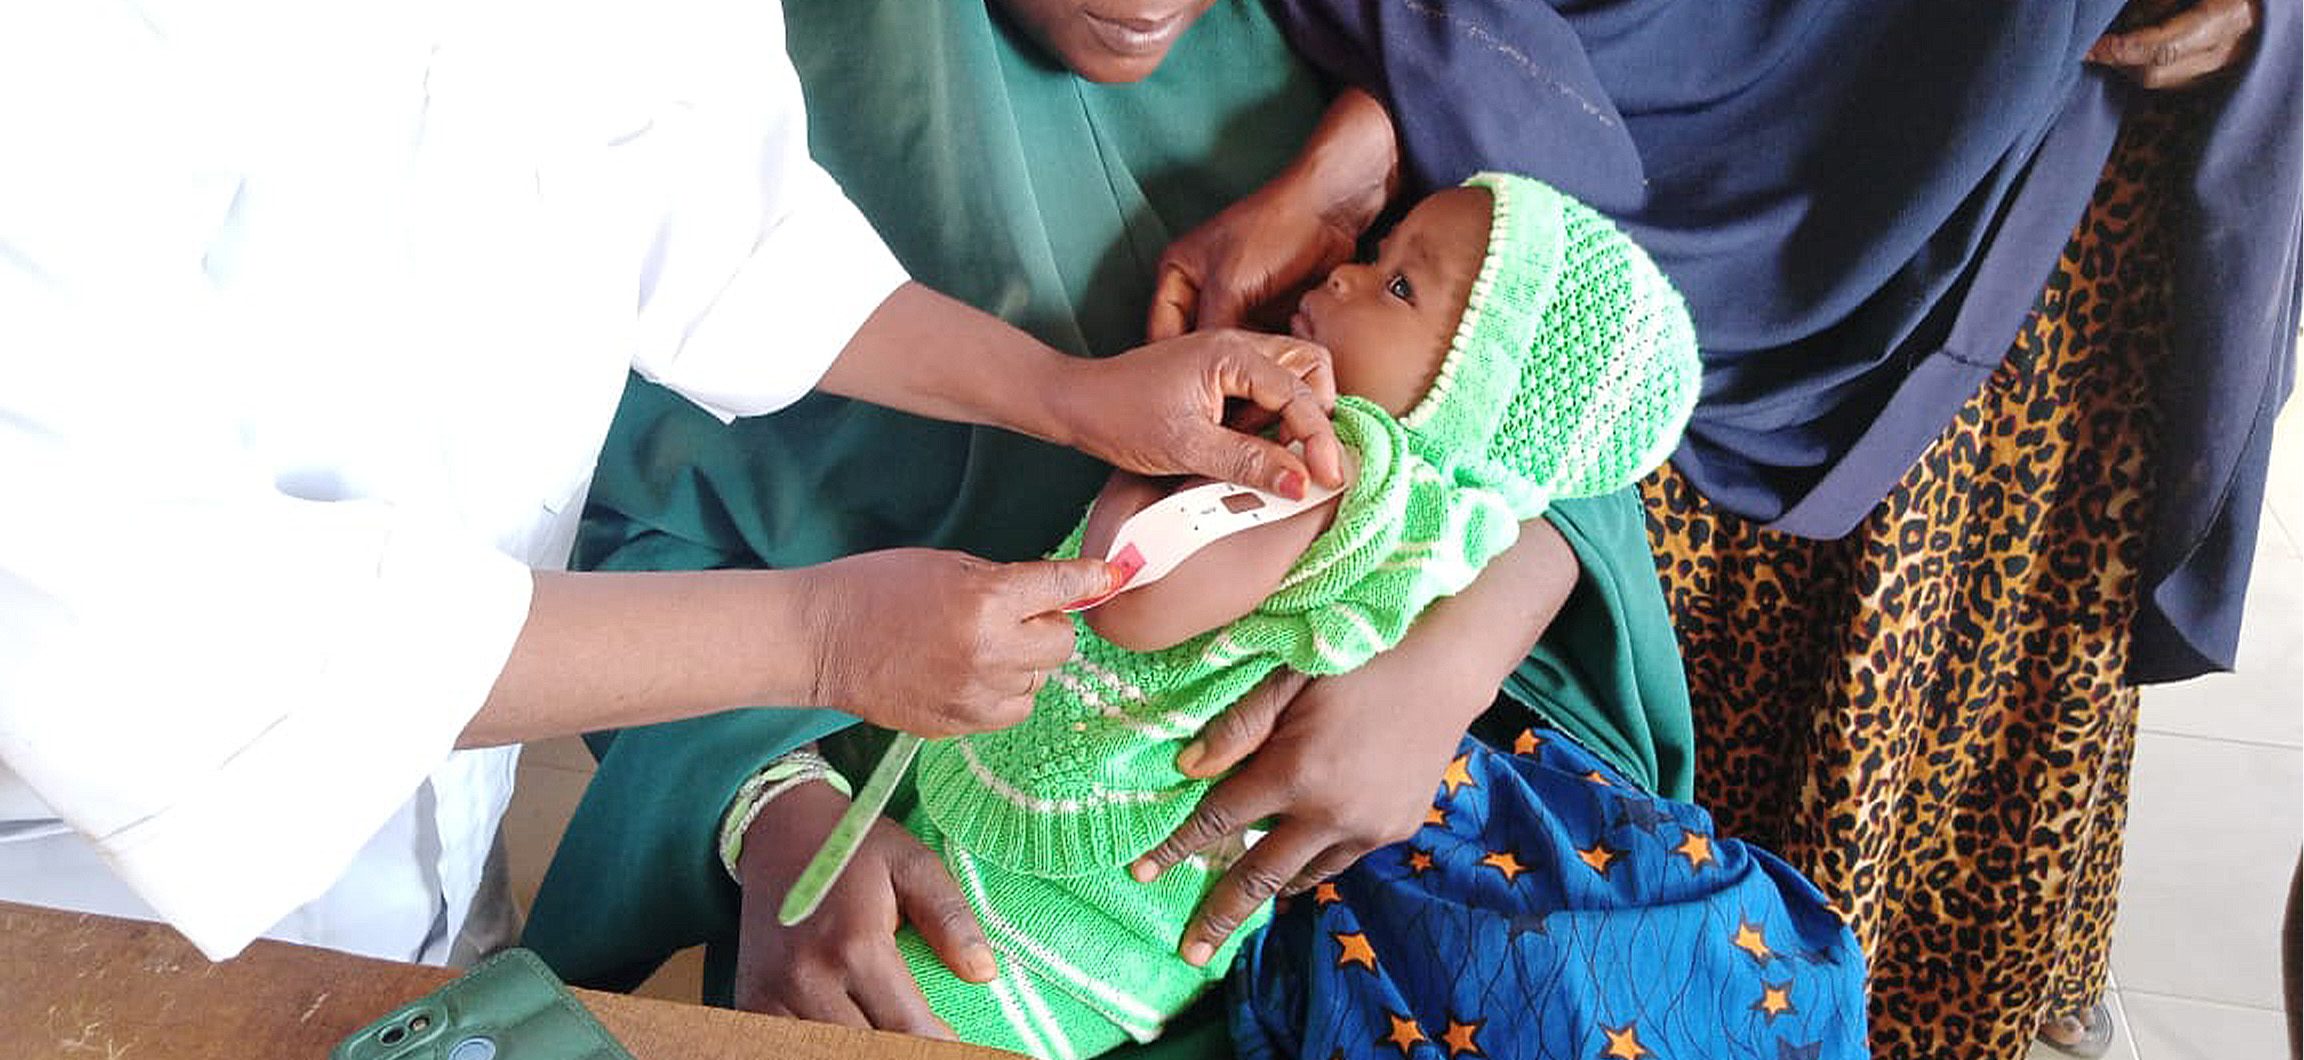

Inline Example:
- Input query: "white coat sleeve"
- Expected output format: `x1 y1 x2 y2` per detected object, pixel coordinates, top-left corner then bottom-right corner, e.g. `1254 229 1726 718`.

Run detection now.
615 0 910 422
0 7 532 958
0 296 536 961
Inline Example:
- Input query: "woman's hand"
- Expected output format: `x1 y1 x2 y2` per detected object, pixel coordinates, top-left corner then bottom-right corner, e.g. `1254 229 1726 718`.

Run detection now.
1130 662 1465 966
1132 521 1582 965
1050 329 1345 498
2088 0 2260 90
801 549 1114 737
1145 87 1400 343
818 283 1339 502
733 780 993 1037
1144 179 1364 341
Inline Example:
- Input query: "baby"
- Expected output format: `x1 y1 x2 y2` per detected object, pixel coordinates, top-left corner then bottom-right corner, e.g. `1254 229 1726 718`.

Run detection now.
897 173 1865 1059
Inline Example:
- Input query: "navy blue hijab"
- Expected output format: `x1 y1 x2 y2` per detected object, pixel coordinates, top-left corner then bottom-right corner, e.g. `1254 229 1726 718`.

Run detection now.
1272 0 2301 681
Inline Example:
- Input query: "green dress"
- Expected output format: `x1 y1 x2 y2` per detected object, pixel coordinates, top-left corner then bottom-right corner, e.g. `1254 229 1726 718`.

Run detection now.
521 3 1694 1049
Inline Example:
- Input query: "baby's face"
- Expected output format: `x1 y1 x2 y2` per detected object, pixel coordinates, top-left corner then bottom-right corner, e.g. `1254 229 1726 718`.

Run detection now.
1289 187 1492 417
993 0 1218 83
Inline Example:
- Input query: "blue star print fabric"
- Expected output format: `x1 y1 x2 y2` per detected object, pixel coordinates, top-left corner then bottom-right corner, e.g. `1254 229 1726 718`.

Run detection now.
1229 729 1870 1059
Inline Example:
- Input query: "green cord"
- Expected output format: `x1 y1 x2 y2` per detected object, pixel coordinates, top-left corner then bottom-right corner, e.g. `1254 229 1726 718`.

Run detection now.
776 732 923 926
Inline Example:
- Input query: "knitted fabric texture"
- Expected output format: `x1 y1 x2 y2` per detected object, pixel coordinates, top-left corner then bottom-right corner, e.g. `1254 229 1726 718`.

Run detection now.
1400 172 1699 517
913 400 1524 879
903 177 1701 1056
905 401 1524 1056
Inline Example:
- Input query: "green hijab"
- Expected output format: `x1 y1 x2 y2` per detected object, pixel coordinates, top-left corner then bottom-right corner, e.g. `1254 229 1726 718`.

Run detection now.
524 0 1694 1020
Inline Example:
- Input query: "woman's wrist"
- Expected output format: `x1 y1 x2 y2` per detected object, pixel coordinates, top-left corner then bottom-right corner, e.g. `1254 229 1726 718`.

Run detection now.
1286 87 1401 243
735 773 856 890
1029 352 1097 456
1393 518 1581 717
719 747 852 882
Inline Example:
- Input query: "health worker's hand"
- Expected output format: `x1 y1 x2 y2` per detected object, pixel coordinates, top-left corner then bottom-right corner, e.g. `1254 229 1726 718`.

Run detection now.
1053 329 1344 499
801 549 1114 737
2088 0 2260 90
733 781 992 1037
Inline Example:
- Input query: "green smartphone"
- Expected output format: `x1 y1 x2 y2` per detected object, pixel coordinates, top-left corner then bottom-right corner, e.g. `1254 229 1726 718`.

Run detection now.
331 948 636 1060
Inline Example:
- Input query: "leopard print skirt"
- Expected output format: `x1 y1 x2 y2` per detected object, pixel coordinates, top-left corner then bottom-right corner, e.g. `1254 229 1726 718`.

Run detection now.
1640 106 2181 1059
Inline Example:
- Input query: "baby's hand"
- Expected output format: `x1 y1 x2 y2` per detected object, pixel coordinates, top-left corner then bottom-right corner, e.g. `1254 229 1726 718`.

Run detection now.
732 781 991 1036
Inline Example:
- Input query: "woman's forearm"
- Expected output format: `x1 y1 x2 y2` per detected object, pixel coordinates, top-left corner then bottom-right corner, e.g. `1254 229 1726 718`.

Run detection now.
814 282 1084 448
1287 86 1404 244
462 568 831 747
1389 517 1581 723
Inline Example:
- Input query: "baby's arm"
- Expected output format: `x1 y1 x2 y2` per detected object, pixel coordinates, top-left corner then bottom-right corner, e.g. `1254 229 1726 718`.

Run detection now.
1077 458 1352 653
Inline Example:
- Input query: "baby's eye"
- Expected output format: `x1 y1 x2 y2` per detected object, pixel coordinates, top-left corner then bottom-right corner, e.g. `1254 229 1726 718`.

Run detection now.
1386 273 1414 303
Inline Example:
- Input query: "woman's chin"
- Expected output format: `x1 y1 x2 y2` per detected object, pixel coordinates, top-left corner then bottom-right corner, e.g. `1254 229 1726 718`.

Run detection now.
1064 49 1173 83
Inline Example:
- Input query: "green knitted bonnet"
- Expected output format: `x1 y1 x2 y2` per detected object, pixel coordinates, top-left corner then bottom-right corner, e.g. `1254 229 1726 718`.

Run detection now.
1396 172 1700 514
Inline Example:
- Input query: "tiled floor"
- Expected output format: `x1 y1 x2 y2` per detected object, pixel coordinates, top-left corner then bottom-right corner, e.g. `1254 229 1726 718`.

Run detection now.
503 410 2304 1056
2049 404 2304 1060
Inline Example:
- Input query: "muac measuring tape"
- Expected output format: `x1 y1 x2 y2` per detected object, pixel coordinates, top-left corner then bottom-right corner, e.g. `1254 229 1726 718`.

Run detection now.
778 471 1346 925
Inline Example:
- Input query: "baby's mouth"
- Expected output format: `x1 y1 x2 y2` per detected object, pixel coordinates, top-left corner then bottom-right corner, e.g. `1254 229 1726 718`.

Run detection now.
1289 302 1316 341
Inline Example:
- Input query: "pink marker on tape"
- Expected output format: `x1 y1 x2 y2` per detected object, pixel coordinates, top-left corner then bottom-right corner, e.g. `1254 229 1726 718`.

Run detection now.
1061 476 1344 613
1109 542 1148 585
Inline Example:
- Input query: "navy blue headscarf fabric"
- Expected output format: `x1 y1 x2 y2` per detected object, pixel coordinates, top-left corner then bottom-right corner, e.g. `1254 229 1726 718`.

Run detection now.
1271 0 2301 681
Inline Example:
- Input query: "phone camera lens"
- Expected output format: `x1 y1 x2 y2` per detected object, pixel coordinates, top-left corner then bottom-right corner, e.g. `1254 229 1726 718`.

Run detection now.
449 1036 498 1060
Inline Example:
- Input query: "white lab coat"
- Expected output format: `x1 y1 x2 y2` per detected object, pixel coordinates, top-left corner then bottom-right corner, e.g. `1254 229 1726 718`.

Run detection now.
0 0 906 962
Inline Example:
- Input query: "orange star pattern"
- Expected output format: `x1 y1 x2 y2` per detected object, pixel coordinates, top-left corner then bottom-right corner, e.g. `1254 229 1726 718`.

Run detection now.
1423 803 1450 829
1333 931 1378 972
1512 729 1544 755
1575 841 1620 876
1479 850 1526 882
1582 770 1614 787
1385 1013 1427 1055
1442 1017 1485 1058
1598 1022 1651 1060
1439 754 1476 797
1732 918 1774 962
1753 980 1796 1020
1313 881 1343 906
1407 848 1437 875
1674 830 1717 870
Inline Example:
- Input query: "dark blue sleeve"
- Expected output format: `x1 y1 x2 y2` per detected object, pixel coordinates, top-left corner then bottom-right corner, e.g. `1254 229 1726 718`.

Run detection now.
1266 0 1645 211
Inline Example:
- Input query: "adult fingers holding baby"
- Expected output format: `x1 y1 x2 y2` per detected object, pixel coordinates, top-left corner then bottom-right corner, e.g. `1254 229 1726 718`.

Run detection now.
1133 657 1467 967
1133 521 1584 963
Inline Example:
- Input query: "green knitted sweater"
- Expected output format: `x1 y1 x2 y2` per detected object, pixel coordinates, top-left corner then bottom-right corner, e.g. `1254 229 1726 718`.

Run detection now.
913 399 1525 878
902 399 1528 1051
899 174 1701 1057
